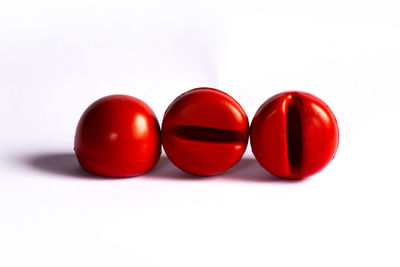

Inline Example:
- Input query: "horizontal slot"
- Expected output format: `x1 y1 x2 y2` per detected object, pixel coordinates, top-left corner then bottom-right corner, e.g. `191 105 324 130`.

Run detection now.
173 125 243 143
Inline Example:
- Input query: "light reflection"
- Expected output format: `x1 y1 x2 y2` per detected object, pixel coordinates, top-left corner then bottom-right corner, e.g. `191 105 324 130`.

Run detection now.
234 144 242 150
311 103 330 124
227 102 244 122
282 95 292 114
266 109 277 120
133 114 148 138
108 132 118 142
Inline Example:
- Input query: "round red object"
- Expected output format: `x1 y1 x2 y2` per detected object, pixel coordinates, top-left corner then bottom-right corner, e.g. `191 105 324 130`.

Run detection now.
250 91 339 179
162 87 249 176
74 95 161 177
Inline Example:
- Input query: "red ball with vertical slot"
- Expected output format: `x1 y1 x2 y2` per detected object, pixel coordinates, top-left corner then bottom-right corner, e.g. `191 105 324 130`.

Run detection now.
74 95 161 177
250 91 339 179
162 87 249 176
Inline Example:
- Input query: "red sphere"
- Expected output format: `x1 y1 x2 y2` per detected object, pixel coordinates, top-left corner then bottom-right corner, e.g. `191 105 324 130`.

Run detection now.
162 87 249 176
74 95 161 177
250 91 339 179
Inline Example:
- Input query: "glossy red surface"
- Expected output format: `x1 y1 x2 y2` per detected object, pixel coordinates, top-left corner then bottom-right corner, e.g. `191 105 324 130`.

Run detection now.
74 95 161 177
162 87 249 176
250 91 339 179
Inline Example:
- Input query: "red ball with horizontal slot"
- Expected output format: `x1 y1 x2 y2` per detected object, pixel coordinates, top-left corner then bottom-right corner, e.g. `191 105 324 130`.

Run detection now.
162 87 249 176
250 91 339 179
74 95 161 177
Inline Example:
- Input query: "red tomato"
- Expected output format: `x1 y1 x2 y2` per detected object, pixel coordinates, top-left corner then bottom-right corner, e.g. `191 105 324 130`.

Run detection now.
162 88 249 176
250 91 339 179
74 95 161 177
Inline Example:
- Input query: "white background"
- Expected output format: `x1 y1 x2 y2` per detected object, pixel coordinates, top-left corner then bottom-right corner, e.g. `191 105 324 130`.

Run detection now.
1 0 399 266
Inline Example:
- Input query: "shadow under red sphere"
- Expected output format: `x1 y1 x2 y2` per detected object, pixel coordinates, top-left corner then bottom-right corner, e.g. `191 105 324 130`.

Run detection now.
162 87 249 176
250 91 339 179
74 95 161 177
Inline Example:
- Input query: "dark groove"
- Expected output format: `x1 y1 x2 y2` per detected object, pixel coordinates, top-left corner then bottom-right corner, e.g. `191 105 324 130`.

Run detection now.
286 98 303 170
173 125 242 143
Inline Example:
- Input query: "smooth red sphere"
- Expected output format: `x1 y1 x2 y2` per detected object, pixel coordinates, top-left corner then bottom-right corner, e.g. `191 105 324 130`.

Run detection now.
162 87 249 176
250 91 339 179
74 95 161 177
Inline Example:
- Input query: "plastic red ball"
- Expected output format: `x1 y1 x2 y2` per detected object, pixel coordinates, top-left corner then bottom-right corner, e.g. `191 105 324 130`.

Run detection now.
162 87 249 176
250 91 339 179
74 95 161 177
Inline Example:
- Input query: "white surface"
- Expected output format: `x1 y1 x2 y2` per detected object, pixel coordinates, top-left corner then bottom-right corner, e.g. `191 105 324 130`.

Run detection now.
1 0 399 266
